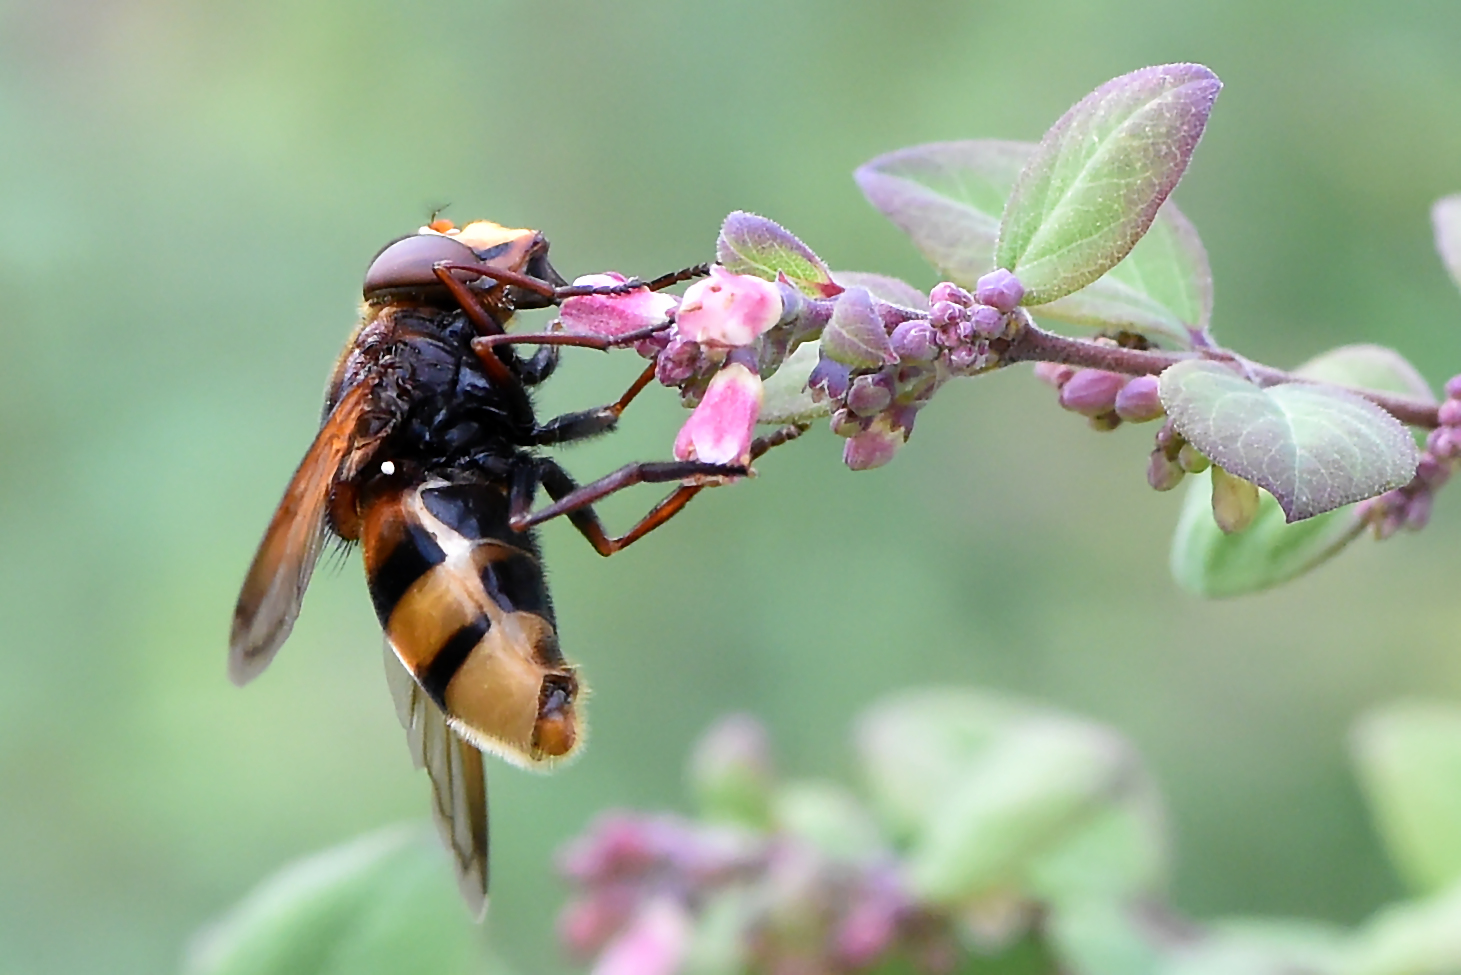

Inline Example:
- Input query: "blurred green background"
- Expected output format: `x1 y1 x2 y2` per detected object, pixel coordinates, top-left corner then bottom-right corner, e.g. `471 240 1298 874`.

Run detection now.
4 0 1461 971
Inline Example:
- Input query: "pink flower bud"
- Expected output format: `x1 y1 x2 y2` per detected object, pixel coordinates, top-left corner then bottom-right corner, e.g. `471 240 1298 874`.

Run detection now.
890 321 938 362
675 266 783 347
1439 398 1461 428
1147 449 1185 491
975 269 1025 312
969 305 1005 338
1114 375 1164 422
929 282 973 308
1033 361 1075 388
591 899 692 975
1058 369 1126 416
558 273 680 337
673 363 763 466
1446 375 1461 400
843 416 904 470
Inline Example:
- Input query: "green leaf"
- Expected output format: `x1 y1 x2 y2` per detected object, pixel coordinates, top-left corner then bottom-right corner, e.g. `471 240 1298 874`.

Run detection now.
772 781 886 862
1035 201 1211 349
1169 474 1364 598
185 826 483 975
1432 195 1461 294
996 64 1221 306
1352 703 1461 894
855 140 1035 288
716 211 839 298
1046 901 1170 975
856 688 1033 839
903 717 1148 906
758 341 829 424
1347 881 1461 975
1167 344 1431 596
1158 360 1417 522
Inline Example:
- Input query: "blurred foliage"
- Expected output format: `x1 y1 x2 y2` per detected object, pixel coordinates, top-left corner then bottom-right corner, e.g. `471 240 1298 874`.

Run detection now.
6 1 1461 973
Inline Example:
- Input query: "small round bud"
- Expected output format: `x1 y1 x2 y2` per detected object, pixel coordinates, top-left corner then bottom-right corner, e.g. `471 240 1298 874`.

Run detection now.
1404 491 1433 531
948 345 979 371
1439 399 1461 428
829 408 865 438
1058 369 1126 416
843 419 904 470
1417 453 1451 488
1177 443 1211 473
1148 449 1186 491
1088 411 1122 432
969 305 1005 338
1445 375 1461 400
974 269 1025 312
1033 361 1075 388
1114 375 1164 422
1427 427 1459 460
890 321 938 362
928 281 973 308
928 300 965 329
1211 466 1260 534
846 375 894 417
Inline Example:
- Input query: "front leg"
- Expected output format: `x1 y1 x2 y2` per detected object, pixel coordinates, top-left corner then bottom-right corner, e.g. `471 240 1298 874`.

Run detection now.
530 363 657 446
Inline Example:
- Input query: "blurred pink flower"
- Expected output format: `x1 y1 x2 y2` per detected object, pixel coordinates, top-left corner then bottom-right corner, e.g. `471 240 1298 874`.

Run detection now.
591 898 692 975
674 363 763 467
560 273 679 337
675 266 782 347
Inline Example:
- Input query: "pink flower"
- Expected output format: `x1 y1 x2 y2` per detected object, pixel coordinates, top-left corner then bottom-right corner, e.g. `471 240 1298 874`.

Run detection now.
674 266 782 347
673 363 763 467
560 273 679 338
591 898 692 975
842 415 904 470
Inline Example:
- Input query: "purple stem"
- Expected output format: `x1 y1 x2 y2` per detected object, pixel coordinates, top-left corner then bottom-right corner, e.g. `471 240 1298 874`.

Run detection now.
1002 320 1441 429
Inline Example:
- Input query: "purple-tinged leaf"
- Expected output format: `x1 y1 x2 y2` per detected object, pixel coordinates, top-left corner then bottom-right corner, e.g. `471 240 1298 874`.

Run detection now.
1432 195 1461 294
1159 360 1417 523
997 64 1222 306
1169 343 1431 597
717 211 839 298
1035 201 1213 349
855 140 1036 287
831 271 928 309
821 287 897 370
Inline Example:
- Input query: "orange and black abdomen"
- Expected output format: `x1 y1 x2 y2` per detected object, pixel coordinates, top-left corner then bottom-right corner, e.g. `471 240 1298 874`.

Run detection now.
361 478 582 767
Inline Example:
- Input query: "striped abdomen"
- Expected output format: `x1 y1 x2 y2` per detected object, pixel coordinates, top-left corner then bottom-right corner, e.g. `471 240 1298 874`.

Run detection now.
362 478 581 767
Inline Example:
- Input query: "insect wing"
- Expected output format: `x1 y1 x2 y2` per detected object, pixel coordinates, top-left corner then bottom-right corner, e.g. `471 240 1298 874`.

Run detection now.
384 641 490 918
229 383 371 685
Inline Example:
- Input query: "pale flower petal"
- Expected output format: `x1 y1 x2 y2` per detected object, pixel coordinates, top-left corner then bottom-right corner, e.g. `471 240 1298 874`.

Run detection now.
591 898 692 975
560 272 679 337
673 363 763 467
675 266 783 347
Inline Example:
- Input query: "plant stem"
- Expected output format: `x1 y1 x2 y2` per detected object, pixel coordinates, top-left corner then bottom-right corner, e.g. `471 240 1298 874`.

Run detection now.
1002 321 1442 429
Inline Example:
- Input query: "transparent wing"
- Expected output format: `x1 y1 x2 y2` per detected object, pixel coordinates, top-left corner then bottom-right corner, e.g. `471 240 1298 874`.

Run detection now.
383 640 490 918
229 384 372 685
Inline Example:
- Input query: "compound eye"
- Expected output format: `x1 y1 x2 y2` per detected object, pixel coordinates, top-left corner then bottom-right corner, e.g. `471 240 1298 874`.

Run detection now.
363 233 479 297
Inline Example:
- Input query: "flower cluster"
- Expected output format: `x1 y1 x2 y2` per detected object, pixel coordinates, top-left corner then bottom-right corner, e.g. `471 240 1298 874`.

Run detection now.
556 715 964 975
1357 375 1461 536
811 273 1026 470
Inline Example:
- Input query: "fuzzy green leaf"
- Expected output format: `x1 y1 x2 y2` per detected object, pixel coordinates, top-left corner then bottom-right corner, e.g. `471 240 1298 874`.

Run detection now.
1353 703 1461 894
184 826 482 975
717 211 838 298
1035 201 1211 348
1158 360 1417 522
1168 344 1432 596
996 64 1221 306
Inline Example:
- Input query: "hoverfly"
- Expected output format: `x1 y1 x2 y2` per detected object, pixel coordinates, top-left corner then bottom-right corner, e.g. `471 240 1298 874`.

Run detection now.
229 219 795 916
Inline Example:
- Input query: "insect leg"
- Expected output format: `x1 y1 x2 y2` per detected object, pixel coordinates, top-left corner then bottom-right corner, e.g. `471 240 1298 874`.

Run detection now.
517 345 560 386
516 424 807 555
530 364 657 446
